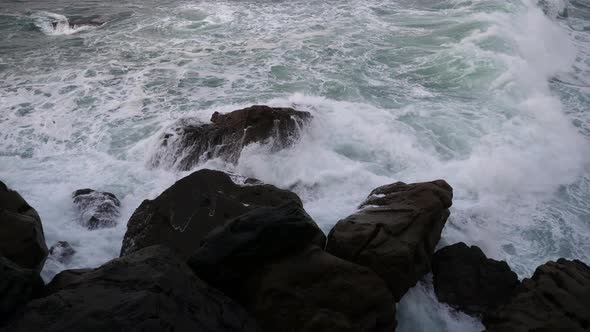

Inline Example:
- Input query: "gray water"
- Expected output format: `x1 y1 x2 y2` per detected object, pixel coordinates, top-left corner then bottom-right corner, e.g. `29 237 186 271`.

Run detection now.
1 0 590 330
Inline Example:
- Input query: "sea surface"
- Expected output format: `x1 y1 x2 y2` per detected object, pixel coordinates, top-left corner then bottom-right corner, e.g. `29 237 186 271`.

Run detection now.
1 0 590 330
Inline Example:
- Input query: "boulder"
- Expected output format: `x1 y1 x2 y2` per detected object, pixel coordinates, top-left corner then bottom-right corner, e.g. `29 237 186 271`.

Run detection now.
0 256 44 327
0 181 48 272
120 169 302 259
2 245 259 332
483 258 590 332
188 203 326 299
243 245 396 332
150 105 311 170
326 180 453 301
48 241 76 264
432 242 519 316
72 189 120 230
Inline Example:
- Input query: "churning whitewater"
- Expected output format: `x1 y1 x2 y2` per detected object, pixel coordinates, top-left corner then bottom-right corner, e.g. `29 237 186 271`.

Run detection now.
1 0 590 330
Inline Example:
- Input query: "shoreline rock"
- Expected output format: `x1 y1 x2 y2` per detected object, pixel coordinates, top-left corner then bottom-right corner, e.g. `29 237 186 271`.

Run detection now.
432 242 519 316
484 258 590 332
120 169 303 259
326 180 453 301
0 181 48 273
2 245 260 332
150 105 311 170
72 189 120 230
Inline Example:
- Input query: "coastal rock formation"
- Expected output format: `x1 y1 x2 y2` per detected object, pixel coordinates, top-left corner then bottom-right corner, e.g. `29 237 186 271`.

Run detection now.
120 169 302 259
243 245 396 332
150 105 311 170
48 241 76 264
326 180 453 301
2 246 259 332
0 181 48 272
432 242 519 316
72 189 121 230
188 203 326 298
189 204 395 331
484 258 590 332
0 256 44 327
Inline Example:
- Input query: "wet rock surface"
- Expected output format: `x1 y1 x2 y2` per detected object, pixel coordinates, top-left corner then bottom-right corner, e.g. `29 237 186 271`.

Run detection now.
72 189 120 230
432 242 519 316
326 180 453 301
120 169 302 259
2 245 259 332
0 181 48 272
243 245 396 332
0 256 44 327
150 105 311 170
48 241 76 264
484 258 590 332
188 203 326 298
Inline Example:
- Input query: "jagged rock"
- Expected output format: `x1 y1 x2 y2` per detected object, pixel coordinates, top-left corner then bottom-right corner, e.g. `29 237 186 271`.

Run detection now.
0 181 48 272
120 169 302 259
72 189 120 230
188 203 326 299
150 105 311 170
326 180 453 301
48 241 76 264
0 256 44 327
2 245 259 332
243 245 396 332
484 258 590 332
432 242 519 316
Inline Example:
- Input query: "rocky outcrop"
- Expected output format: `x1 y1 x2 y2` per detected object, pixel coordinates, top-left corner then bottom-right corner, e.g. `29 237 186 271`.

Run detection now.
0 181 48 272
72 189 120 230
188 203 326 298
150 105 311 170
188 203 395 332
120 169 302 259
432 242 519 316
484 258 590 332
48 241 76 264
2 245 259 332
243 245 396 332
0 257 44 327
326 180 453 301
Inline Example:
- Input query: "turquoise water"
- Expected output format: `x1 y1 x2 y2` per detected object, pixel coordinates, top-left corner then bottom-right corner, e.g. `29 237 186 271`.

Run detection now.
1 0 590 330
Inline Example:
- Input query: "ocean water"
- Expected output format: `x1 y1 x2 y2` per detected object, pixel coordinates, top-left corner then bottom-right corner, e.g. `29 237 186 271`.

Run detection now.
1 0 589 330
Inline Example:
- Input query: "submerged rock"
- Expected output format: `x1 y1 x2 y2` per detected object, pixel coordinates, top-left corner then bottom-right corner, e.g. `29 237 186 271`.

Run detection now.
188 203 326 298
150 105 311 170
51 15 107 30
484 258 590 332
0 256 44 327
2 245 259 332
0 181 48 272
48 241 76 265
243 245 396 332
72 189 120 230
432 242 519 316
120 169 302 259
326 180 453 301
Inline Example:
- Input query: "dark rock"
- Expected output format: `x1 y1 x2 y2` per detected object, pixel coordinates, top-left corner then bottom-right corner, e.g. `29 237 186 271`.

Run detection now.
432 242 519 316
72 189 120 230
326 180 453 301
51 15 107 30
0 181 48 272
150 105 311 170
484 258 590 332
0 256 44 327
243 245 396 332
188 203 326 298
48 241 76 264
2 245 259 332
120 169 302 259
